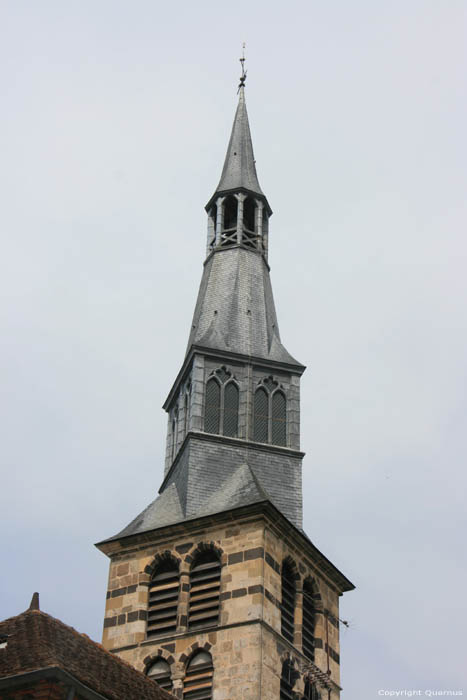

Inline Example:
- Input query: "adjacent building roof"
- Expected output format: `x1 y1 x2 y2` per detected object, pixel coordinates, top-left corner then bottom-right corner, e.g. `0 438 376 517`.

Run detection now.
0 599 173 700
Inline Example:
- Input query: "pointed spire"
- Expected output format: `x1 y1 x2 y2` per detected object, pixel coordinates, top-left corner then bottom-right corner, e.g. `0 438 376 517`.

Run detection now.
207 56 270 212
213 86 264 198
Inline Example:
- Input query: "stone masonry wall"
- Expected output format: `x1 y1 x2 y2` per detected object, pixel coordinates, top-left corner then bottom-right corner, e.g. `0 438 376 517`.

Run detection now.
101 512 342 699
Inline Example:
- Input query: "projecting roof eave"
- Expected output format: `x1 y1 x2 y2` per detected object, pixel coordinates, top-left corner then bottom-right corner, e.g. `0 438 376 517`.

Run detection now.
205 187 273 218
95 499 355 595
162 344 306 412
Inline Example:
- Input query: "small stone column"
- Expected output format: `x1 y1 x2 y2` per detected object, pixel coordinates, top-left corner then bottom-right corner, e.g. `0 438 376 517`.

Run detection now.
215 196 225 247
295 588 303 650
206 211 216 256
178 571 190 633
255 200 264 250
236 193 246 244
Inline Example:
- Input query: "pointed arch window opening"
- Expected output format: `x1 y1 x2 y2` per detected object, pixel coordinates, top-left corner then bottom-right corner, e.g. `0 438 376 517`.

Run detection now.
219 195 238 248
253 379 287 446
204 368 239 438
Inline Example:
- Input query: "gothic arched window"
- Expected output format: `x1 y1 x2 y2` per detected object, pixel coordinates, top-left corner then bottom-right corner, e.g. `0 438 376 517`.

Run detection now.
223 381 239 437
253 387 269 442
188 549 221 630
281 560 296 644
147 558 180 639
302 578 316 661
183 651 213 699
204 368 239 438
204 378 221 434
272 390 287 446
280 659 296 700
253 381 287 446
147 658 172 691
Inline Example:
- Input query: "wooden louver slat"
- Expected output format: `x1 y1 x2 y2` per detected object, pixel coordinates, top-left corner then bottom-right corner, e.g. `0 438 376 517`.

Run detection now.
147 561 179 639
188 553 221 630
183 658 213 700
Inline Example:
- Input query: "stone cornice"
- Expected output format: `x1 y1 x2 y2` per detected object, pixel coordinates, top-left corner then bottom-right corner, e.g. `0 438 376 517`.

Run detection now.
163 346 305 411
95 501 355 594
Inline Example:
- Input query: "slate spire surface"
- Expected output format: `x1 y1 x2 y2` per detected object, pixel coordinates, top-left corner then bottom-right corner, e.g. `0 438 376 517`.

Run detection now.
211 86 264 200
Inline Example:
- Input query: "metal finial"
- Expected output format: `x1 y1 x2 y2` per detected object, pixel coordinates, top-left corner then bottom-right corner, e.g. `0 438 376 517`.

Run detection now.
238 42 247 92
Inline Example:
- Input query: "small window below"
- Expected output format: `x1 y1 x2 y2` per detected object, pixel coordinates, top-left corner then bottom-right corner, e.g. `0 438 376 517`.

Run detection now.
147 658 172 691
183 651 213 699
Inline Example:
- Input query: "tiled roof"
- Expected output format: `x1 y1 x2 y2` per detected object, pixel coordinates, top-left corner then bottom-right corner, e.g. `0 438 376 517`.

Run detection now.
0 605 173 700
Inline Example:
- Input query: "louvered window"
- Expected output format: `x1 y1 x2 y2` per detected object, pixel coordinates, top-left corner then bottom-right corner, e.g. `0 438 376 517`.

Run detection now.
302 579 315 661
183 651 213 700
253 388 269 443
188 551 221 630
272 391 287 446
147 658 172 691
147 560 180 638
280 660 295 700
223 382 239 437
281 561 296 643
204 379 221 434
303 679 321 700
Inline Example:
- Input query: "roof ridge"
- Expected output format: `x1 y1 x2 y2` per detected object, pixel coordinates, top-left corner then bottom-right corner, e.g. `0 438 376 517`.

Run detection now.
2 607 167 691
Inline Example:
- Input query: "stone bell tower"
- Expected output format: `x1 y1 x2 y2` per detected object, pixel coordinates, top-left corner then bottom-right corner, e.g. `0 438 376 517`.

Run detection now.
96 67 354 700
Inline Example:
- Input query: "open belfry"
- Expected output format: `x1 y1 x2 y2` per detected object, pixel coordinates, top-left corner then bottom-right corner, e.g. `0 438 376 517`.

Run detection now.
96 63 354 700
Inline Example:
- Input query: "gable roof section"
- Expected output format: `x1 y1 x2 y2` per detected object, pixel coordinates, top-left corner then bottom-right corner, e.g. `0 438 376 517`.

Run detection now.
0 607 173 700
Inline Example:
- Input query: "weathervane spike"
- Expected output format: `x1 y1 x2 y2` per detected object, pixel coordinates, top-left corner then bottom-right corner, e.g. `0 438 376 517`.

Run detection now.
238 42 247 92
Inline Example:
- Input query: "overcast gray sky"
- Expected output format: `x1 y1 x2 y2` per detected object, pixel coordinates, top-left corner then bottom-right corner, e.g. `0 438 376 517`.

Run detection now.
1 1 466 697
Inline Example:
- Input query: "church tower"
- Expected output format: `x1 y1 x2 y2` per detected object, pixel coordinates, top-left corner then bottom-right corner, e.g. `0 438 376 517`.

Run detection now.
96 68 354 700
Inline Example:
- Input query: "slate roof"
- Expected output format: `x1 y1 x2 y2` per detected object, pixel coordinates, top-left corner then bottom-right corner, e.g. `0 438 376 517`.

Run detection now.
108 462 269 541
209 86 264 202
186 246 302 366
0 604 173 700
